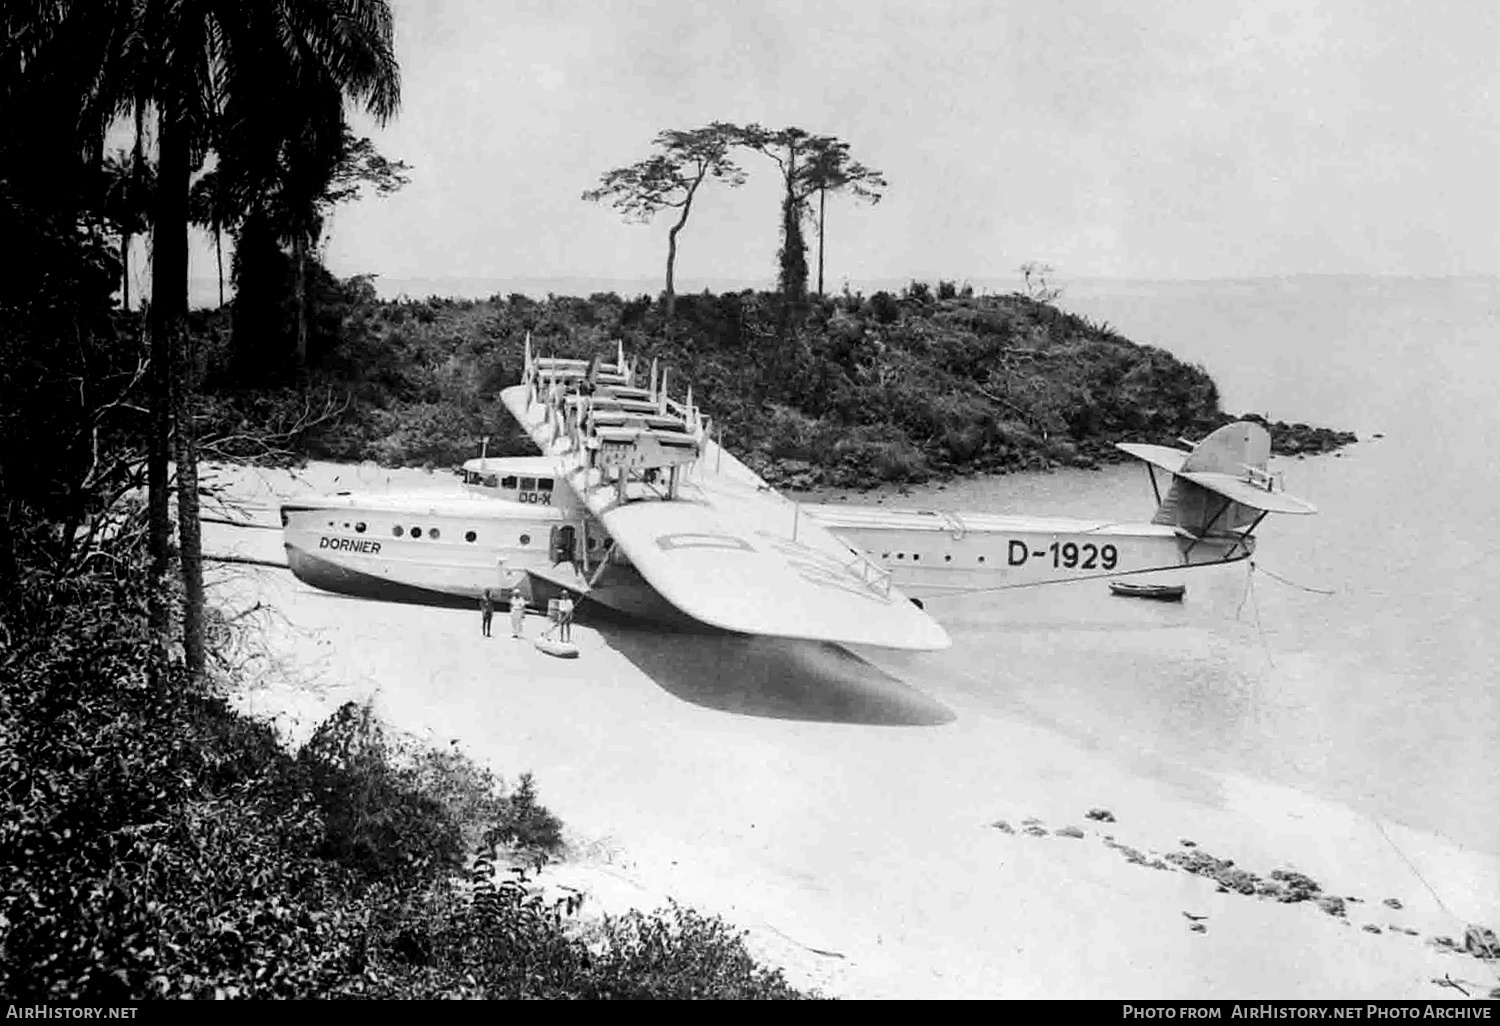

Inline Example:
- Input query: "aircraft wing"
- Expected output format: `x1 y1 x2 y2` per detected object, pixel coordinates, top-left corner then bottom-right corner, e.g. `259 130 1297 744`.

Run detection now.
500 384 949 650
597 486 951 651
1178 472 1318 514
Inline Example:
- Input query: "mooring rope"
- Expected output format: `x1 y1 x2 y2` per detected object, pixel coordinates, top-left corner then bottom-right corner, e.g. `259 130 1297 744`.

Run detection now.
1240 564 1276 670
1250 560 1337 595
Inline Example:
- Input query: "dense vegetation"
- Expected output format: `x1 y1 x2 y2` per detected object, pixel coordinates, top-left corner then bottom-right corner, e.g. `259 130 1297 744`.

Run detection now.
198 276 1353 489
0 531 806 998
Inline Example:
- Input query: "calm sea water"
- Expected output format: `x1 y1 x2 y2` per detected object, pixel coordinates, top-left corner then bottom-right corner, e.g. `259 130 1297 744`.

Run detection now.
843 277 1500 854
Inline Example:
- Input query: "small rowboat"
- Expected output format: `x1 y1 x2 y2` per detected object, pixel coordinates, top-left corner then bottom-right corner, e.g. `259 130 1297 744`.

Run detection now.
1108 582 1186 602
534 636 579 658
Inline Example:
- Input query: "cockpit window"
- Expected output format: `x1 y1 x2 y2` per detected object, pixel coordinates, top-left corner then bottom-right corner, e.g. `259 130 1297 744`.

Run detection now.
520 477 536 491
501 475 517 489
483 474 498 488
537 478 553 492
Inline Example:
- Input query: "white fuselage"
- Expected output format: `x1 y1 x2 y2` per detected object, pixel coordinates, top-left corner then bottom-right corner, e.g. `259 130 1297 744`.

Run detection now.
280 458 690 622
281 491 583 601
282 473 1250 618
798 505 1251 598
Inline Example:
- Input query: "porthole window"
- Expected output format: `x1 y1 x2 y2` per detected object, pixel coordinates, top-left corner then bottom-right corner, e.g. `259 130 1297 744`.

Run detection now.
465 530 477 543
342 522 350 530
913 554 921 562
392 525 404 537
882 552 890 559
944 554 951 562
978 555 985 563
896 552 905 560
355 522 366 533
519 533 531 546
429 527 441 540
411 526 423 539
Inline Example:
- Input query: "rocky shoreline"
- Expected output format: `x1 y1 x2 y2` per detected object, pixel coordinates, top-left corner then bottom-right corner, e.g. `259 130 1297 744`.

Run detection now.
753 412 1359 492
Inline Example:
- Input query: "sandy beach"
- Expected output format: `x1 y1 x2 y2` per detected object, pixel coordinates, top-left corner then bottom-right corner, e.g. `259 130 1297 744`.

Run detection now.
200 461 1500 1000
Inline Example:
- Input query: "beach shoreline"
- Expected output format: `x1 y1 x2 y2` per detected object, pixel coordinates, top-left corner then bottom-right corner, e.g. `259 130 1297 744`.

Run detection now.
202 460 1500 999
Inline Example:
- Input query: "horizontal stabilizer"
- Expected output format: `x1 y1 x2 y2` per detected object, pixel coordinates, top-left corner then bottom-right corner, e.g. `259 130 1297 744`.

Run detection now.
1114 442 1189 477
1179 472 1317 515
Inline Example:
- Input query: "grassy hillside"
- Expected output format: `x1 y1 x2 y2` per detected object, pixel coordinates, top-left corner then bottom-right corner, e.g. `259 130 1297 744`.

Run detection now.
198 281 1354 486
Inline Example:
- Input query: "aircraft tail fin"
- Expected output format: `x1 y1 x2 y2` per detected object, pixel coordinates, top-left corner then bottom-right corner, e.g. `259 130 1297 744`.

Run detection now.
1117 421 1316 538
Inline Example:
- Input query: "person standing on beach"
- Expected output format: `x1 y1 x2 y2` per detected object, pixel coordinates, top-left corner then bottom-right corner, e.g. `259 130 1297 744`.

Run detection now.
509 589 527 639
558 594 574 643
480 589 494 637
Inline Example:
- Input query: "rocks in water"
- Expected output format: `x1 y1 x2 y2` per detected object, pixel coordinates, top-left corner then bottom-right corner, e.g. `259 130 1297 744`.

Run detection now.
1189 923 1207 934
1268 869 1323 904
1463 924 1498 959
1165 850 1259 895
989 820 1015 834
1362 924 1382 934
1102 836 1171 869
1430 935 1459 952
1022 820 1049 838
1382 897 1403 910
1054 825 1085 839
1085 808 1116 823
1316 896 1347 918
1180 838 1197 848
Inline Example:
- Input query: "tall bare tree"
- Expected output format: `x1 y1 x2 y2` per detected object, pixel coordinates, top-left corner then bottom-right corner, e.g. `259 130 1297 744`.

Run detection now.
583 123 746 322
740 127 887 303
739 125 821 302
797 142 886 297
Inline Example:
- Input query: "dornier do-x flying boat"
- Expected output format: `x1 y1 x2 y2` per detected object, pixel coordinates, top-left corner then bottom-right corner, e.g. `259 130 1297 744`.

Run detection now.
280 338 1316 651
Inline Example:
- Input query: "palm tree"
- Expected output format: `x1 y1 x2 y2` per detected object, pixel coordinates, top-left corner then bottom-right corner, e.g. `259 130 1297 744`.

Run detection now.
101 127 155 311
188 168 230 308
10 1 400 679
120 0 400 679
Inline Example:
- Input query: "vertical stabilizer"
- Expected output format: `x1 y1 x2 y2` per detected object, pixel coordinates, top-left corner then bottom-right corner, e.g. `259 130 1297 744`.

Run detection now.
1152 422 1272 534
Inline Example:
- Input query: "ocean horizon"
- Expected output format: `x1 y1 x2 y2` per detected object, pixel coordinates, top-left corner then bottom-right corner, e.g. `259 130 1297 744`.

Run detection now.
178 270 1500 313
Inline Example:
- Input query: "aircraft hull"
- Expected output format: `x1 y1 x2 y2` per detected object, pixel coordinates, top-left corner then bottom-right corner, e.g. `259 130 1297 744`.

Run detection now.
798 506 1253 596
280 496 677 622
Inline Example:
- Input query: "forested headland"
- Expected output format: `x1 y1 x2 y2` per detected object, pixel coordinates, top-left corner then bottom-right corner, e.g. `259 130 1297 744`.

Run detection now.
196 274 1357 491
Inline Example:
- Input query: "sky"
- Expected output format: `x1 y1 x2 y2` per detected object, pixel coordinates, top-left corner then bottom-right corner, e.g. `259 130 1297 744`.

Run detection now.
179 0 1500 297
